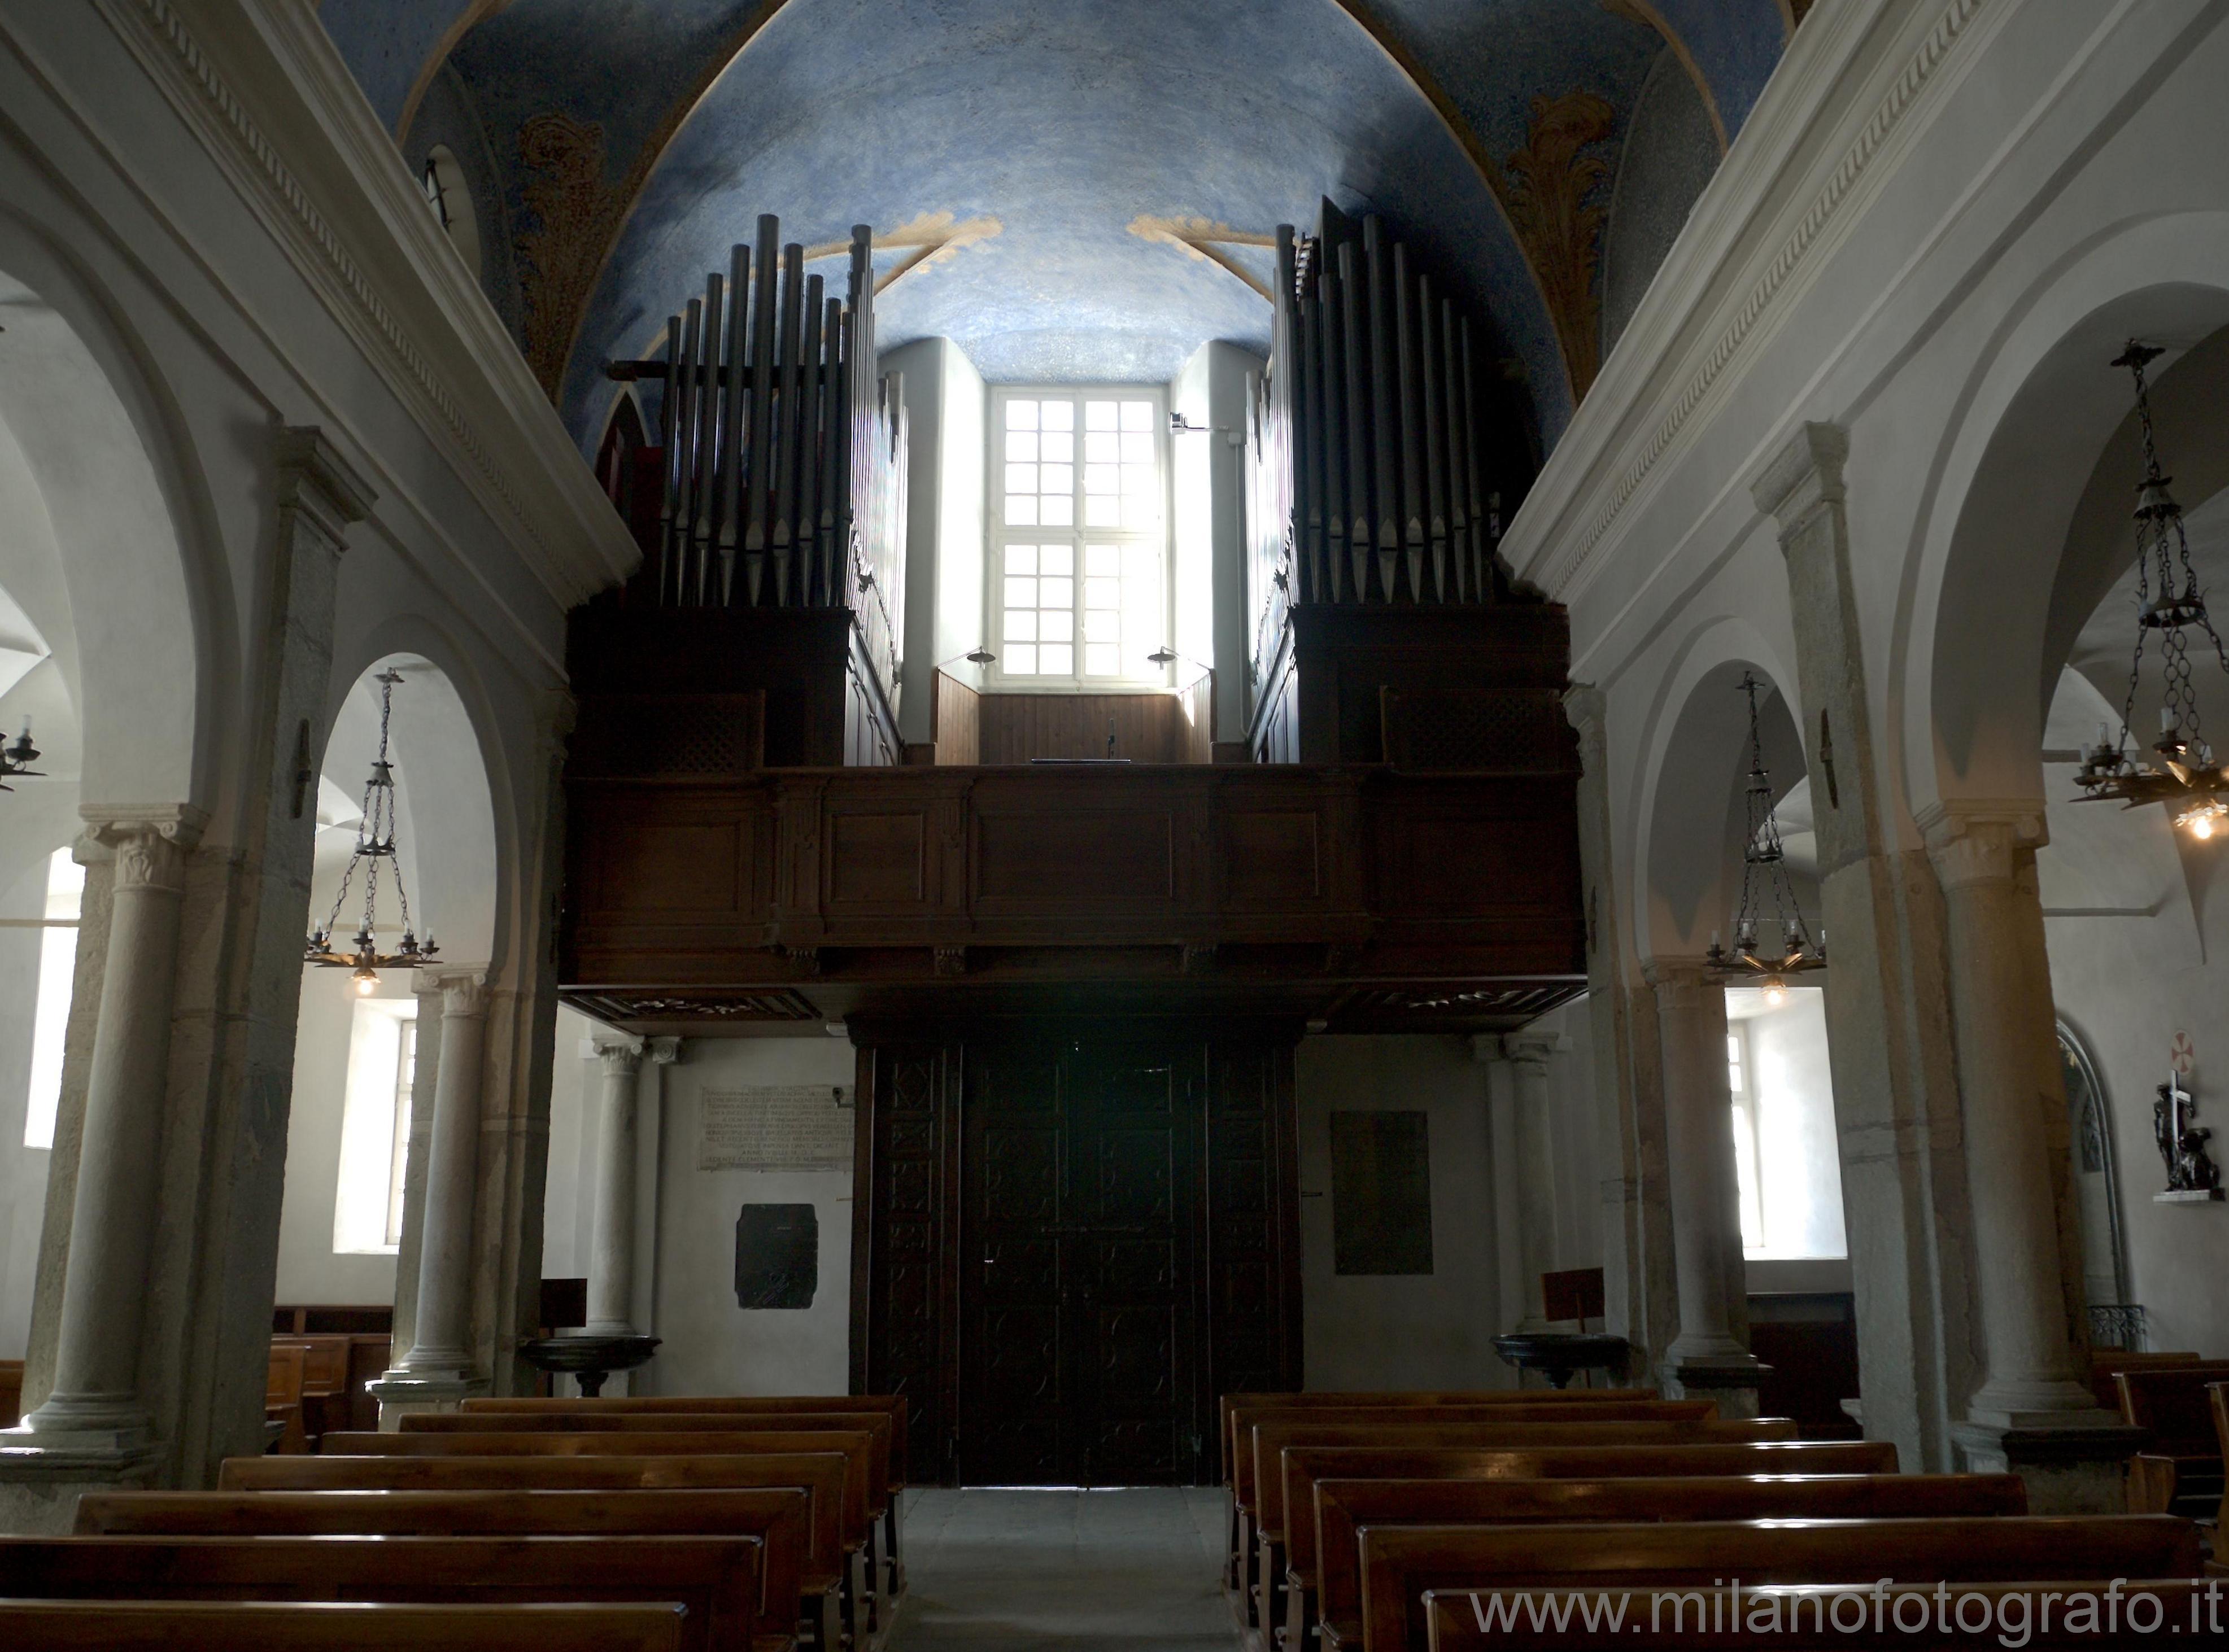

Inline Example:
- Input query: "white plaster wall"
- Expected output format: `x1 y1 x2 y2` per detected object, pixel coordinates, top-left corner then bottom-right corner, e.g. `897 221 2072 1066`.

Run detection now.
0 855 51 1358
1297 1035 1511 1390
888 335 989 738
1171 340 1262 740
644 1036 855 1397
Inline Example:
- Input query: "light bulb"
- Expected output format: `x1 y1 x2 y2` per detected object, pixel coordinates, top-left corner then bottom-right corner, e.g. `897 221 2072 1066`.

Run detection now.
1761 977 1788 1007
2193 814 2217 841
352 967 379 995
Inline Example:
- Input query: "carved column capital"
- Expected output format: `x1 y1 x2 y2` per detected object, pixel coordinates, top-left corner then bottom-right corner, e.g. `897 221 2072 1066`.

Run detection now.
647 1037 683 1067
594 1041 644 1079
1918 805 2045 891
274 426 374 556
1641 955 1717 1007
83 806 206 893
1474 1031 1572 1072
414 967 489 1019
1751 421 1849 536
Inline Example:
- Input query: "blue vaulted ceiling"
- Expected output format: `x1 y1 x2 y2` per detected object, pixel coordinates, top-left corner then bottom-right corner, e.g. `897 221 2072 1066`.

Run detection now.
319 0 1791 456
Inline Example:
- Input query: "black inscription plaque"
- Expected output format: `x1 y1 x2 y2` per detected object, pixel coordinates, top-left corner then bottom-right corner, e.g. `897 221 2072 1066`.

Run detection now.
735 1203 819 1309
1328 1109 1434 1275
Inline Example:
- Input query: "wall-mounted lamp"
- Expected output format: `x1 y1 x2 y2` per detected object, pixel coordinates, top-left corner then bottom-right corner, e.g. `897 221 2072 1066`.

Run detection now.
1146 645 1213 694
1169 412 1243 447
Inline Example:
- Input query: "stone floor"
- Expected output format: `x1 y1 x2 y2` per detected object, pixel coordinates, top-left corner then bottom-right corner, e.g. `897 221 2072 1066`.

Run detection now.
892 1487 1240 1649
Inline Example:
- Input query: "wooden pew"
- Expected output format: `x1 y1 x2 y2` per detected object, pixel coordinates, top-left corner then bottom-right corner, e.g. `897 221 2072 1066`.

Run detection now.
465 1395 911 1485
2088 1349 2201 1411
1228 1398 1712 1618
1216 1388 1656 1589
0 1534 766 1652
1281 1437 1903 1597
265 1341 307 1453
0 1358 21 1428
1303 1474 2027 1651
2213 1382 2229 1530
420 1404 905 1609
1421 1579 2229 1650
1244 1414 1791 1633
1346 1516 2202 1650
1351 1515 2203 1652
314 1432 882 1645
216 1453 849 1649
0 1599 690 1652
75 1488 809 1651
2116 1362 2229 1516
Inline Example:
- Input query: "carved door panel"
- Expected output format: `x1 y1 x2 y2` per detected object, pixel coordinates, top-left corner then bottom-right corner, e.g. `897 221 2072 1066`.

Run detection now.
957 1037 1199 1485
864 1021 1298 1487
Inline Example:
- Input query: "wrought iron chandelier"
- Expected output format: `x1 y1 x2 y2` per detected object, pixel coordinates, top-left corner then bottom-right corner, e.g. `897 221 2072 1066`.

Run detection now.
2073 342 2229 840
0 719 38 790
305 668 436 994
1706 671 1825 1004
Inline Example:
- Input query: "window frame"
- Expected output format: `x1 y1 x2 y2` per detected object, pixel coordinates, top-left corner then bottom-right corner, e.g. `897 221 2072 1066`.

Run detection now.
985 384 1175 693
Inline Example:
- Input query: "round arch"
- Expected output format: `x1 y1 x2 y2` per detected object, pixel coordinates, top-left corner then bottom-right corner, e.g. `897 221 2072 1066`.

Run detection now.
1629 614 1804 961
321 618 509 973
0 209 221 817
1903 210 2229 823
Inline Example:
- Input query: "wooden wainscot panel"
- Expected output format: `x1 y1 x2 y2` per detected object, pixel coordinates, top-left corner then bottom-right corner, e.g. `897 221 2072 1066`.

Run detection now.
1368 780 1581 916
572 794 760 918
1219 810 1323 906
975 807 1177 910
827 808 930 907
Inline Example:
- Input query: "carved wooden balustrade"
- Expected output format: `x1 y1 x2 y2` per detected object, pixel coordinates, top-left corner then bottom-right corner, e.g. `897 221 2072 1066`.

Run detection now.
560 762 1583 1033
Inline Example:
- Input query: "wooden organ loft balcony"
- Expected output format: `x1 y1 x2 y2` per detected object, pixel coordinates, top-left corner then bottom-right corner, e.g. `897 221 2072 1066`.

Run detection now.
558 599 1586 1039
562 207 1586 1037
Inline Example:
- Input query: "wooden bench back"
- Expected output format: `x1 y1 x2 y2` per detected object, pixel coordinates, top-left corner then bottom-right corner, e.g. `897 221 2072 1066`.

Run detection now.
0 1534 762 1652
1251 1417 1796 1539
216 1451 848 1589
1308 1475 2027 1637
464 1395 909 1483
1421 1579 2229 1651
399 1409 899 1498
0 1600 688 1651
2087 1349 2201 1411
73 1487 810 1631
1358 1516 2202 1652
319 1428 877 1543
1231 1402 1715 1518
1219 1391 1655 1484
2114 1363 2229 1450
1281 1439 1901 1577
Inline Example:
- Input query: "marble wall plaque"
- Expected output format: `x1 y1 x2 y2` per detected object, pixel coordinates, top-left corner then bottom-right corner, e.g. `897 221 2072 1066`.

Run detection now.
699 1086 855 1170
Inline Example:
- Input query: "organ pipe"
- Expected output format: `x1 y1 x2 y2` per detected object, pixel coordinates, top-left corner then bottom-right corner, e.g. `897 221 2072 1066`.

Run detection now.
607 214 908 697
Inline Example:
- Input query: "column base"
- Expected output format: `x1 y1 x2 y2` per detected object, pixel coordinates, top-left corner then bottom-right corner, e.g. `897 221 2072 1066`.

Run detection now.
1662 1357 1772 1420
1952 1417 2144 1513
364 1371 487 1432
0 1426 161 1533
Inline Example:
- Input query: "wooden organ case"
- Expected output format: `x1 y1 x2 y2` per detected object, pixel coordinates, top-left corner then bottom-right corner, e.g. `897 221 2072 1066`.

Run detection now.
1243 204 1568 772
558 205 1586 1487
575 215 909 769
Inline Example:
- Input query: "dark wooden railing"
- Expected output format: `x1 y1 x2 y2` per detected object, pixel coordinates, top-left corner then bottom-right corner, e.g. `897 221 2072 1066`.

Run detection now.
560 762 1583 1031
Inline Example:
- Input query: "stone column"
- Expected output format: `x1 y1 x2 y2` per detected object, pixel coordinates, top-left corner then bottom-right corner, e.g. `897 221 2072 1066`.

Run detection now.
371 970 489 1419
1648 960 1765 1412
1922 812 2098 1421
21 816 198 1458
1484 1033 1571 1329
586 1041 645 1335
1753 422 1974 1470
1565 685 1680 1383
